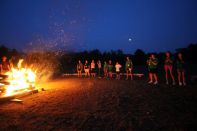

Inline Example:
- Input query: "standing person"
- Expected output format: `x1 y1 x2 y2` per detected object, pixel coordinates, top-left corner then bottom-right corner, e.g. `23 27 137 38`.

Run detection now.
176 53 186 86
97 60 102 78
147 54 158 85
164 52 176 85
115 62 122 80
108 60 113 79
0 56 10 74
103 61 108 78
91 60 96 77
125 57 133 80
84 60 90 77
76 60 83 77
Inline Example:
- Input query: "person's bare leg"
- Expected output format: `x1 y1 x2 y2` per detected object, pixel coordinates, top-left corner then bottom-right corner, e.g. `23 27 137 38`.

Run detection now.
165 68 169 84
148 73 153 83
169 69 175 85
130 69 133 80
177 71 182 86
106 71 108 78
126 70 129 80
153 74 158 84
182 72 186 86
79 71 81 77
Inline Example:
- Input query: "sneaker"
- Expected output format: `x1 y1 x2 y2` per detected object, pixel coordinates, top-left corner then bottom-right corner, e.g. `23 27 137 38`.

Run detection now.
179 82 182 86
183 82 186 86
172 82 176 85
166 81 169 85
154 81 158 85
148 81 153 84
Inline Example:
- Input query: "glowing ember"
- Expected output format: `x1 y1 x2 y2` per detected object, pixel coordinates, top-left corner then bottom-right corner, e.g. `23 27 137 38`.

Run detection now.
4 59 36 96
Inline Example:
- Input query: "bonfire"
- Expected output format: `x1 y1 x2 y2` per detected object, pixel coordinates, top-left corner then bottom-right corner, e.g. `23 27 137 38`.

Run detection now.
0 59 37 98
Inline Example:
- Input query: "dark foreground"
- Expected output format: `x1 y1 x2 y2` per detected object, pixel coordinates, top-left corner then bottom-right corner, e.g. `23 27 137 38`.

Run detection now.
0 78 197 130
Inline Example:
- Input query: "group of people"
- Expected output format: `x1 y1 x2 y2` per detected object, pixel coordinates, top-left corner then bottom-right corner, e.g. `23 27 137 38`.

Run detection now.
76 52 186 86
147 52 186 86
77 57 133 80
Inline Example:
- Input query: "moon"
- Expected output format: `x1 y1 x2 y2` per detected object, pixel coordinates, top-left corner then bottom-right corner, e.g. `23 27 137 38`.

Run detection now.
128 38 132 42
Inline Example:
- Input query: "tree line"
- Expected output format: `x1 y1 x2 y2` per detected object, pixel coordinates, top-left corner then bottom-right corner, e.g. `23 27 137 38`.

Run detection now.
1 43 197 74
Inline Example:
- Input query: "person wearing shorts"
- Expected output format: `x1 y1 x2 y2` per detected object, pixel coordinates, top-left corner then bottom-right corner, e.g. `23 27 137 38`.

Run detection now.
84 60 90 77
125 57 133 80
115 62 122 80
76 60 83 77
176 53 186 86
108 60 113 79
91 60 96 77
164 52 175 85
147 54 158 85
97 60 102 78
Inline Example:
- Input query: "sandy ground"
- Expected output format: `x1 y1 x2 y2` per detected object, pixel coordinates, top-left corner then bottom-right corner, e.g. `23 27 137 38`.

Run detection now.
0 78 197 130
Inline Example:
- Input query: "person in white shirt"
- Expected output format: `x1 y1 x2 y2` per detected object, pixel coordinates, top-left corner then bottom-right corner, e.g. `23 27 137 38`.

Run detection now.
115 62 122 80
91 60 96 77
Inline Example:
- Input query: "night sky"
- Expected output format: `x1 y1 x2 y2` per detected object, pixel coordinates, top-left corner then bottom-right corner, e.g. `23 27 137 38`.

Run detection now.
0 0 197 53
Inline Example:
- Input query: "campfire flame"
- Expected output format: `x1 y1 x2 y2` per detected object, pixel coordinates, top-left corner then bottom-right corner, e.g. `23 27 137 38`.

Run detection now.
4 59 36 96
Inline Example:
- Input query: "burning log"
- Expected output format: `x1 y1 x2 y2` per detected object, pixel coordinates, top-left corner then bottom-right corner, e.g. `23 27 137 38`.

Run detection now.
0 88 38 103
11 99 23 104
0 59 38 102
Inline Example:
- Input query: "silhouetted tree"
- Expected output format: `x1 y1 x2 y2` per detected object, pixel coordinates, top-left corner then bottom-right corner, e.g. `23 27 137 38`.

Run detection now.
133 49 146 65
0 45 9 58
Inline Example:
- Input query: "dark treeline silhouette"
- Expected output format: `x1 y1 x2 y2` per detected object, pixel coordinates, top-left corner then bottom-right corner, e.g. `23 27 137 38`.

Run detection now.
0 45 20 59
1 43 197 74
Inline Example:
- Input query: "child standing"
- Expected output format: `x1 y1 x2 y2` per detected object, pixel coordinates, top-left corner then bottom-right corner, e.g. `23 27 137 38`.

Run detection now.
125 57 133 80
147 54 158 85
108 60 113 79
0 56 11 74
115 62 122 80
76 60 83 77
91 60 96 77
164 52 176 85
103 61 108 78
176 53 186 86
97 60 102 78
84 60 90 77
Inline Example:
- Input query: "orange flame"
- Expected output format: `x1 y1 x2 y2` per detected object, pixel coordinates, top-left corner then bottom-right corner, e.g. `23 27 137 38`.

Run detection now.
4 59 36 96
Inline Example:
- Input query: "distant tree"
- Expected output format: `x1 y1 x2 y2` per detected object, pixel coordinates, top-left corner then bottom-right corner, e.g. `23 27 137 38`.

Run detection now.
157 52 166 65
0 45 9 58
187 43 197 64
175 43 197 64
89 49 102 61
133 49 146 65
115 49 125 65
103 51 111 62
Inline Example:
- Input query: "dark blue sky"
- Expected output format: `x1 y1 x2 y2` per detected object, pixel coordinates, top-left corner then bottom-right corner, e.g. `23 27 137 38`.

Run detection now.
0 0 197 53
